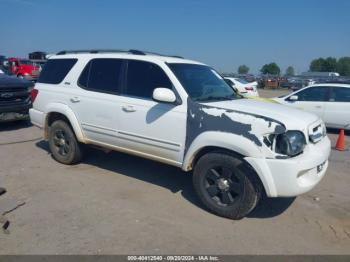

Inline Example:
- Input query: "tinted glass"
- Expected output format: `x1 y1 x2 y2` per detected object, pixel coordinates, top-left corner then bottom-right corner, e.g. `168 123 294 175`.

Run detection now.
38 59 77 84
78 59 123 93
295 86 329 102
331 87 350 102
169 63 240 101
124 60 172 98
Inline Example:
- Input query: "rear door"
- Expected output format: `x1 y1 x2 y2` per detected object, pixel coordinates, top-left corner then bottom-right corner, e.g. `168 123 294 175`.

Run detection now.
323 86 350 129
70 58 124 145
284 86 330 119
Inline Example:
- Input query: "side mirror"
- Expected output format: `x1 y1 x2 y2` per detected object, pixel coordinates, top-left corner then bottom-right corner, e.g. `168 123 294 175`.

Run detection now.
289 95 298 101
153 88 177 103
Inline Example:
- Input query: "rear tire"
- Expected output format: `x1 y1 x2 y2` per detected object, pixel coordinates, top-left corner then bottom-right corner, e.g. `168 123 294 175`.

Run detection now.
48 120 83 165
193 152 261 219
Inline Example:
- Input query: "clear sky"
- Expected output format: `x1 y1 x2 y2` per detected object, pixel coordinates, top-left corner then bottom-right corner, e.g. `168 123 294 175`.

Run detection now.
1 0 349 74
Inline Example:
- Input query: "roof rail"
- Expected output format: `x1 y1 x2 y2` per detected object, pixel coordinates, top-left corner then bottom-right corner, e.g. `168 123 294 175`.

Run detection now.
55 49 183 58
56 49 128 55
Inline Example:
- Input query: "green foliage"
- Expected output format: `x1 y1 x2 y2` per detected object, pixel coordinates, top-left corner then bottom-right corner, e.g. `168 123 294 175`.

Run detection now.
285 66 295 76
238 65 249 74
325 57 337 72
336 57 350 76
310 58 326 72
260 63 280 75
309 57 337 72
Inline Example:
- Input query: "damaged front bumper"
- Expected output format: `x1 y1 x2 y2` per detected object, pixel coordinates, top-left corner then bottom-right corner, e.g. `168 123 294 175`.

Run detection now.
245 136 331 197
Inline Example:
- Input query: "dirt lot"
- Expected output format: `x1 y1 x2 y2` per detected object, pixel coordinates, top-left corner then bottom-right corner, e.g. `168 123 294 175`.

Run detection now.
0 89 349 254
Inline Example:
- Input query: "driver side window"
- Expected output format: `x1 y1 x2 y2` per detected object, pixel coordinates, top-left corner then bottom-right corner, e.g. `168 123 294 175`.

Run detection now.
292 86 329 102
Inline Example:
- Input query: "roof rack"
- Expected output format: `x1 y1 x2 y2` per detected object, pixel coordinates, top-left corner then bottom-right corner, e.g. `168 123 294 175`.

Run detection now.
56 49 131 55
56 49 184 59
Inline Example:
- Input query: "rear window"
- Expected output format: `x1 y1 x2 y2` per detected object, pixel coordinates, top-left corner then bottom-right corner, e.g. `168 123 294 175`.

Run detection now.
38 59 77 84
236 78 248 84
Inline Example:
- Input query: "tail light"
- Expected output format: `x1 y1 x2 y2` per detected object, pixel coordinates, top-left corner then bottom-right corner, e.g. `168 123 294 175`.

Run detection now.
245 86 254 91
31 88 39 102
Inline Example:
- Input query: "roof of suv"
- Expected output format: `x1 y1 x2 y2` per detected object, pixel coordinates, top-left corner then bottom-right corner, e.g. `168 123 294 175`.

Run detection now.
50 49 204 65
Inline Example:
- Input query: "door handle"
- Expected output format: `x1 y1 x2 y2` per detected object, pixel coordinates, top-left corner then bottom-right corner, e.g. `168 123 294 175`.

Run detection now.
315 105 322 108
122 105 136 112
70 97 80 103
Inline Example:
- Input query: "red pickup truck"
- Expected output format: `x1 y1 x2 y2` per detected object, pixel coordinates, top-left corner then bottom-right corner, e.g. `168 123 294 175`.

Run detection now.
7 57 40 81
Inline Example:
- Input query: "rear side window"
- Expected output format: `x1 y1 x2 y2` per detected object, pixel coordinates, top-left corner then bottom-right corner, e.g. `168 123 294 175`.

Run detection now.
123 60 172 99
38 59 77 84
331 87 350 102
78 59 123 94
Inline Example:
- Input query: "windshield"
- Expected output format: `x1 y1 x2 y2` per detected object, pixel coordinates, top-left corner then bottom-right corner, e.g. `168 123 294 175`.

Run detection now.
168 63 240 102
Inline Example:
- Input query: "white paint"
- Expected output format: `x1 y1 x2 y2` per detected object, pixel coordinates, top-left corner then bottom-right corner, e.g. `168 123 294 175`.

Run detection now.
30 51 330 199
274 83 350 130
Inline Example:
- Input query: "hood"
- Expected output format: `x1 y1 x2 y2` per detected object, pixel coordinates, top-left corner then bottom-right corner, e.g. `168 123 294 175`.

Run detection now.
201 98 319 131
0 74 34 88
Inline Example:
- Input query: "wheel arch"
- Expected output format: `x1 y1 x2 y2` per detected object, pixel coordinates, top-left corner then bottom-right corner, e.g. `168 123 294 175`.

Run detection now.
182 132 268 197
44 104 85 143
182 131 263 171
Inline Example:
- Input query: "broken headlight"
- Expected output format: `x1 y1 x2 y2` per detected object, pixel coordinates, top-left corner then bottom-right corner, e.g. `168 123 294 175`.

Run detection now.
275 131 306 157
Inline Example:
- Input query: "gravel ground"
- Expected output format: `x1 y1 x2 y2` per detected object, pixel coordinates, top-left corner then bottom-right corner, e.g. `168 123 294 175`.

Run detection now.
0 89 349 254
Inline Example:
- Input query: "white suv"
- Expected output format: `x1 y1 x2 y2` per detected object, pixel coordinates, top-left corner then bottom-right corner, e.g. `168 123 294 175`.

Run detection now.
30 50 331 219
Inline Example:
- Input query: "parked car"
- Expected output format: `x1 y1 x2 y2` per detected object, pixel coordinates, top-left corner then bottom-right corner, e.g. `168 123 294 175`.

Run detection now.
29 51 47 60
7 58 41 81
0 56 7 74
30 49 330 219
0 73 34 122
0 55 6 65
224 77 259 97
274 84 350 130
29 51 48 69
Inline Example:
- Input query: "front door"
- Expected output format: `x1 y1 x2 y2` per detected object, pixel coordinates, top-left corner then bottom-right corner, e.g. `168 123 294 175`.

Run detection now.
284 86 330 119
116 60 186 164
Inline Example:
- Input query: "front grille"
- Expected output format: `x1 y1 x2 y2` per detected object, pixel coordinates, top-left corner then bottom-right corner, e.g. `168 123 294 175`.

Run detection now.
0 87 31 106
0 86 28 92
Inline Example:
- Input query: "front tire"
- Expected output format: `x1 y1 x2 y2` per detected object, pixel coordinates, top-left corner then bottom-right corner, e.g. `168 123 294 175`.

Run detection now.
193 152 261 219
48 120 83 165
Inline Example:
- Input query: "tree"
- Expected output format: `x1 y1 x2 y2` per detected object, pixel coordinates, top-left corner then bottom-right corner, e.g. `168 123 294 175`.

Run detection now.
309 57 337 72
285 66 295 76
336 57 350 76
260 63 280 75
324 57 337 72
238 65 249 74
310 58 326 72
